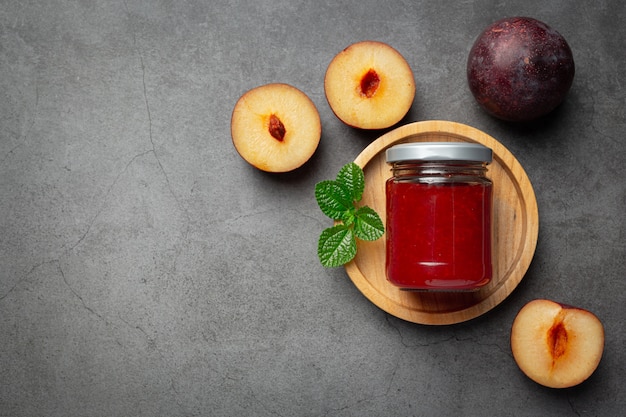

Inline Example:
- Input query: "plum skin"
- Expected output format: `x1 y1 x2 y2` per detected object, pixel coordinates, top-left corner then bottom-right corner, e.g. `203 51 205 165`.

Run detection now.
467 17 575 122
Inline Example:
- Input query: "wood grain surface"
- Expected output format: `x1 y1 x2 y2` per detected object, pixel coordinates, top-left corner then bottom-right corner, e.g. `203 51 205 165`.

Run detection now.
346 120 539 325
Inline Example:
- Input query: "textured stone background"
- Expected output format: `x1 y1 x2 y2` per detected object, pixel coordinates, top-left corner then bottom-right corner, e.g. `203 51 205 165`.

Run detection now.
1 0 624 416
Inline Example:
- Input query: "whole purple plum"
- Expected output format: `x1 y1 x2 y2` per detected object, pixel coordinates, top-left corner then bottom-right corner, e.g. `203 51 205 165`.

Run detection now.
467 17 575 122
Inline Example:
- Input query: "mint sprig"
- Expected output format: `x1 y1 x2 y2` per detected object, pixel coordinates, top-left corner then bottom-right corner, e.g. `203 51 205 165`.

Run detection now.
315 162 384 267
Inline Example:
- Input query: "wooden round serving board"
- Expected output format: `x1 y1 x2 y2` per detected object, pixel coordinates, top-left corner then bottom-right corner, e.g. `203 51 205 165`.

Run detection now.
346 120 539 325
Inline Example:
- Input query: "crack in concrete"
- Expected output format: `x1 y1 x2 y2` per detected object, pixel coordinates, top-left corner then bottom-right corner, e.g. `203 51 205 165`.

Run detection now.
125 0 191 243
3 3 194 303
0 259 108 328
68 149 153 253
0 260 50 301
567 395 582 417
3 257 181 369
65 1 192 253
384 314 456 348
384 314 510 356
117 314 158 351
2 8 199 414
56 260 106 322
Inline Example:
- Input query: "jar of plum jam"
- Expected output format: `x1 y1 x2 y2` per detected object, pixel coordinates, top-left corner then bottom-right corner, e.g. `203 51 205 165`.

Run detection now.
385 142 493 291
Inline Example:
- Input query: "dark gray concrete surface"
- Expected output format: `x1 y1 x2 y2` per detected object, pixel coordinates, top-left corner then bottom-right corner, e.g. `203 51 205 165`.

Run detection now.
1 0 624 416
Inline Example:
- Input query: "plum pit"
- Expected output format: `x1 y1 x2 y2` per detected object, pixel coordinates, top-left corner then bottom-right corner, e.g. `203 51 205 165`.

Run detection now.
360 69 380 98
268 114 286 141
548 320 568 362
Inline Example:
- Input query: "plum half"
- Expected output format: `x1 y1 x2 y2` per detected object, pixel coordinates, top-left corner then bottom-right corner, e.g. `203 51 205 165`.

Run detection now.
231 83 321 173
324 41 415 129
511 299 604 388
467 17 575 122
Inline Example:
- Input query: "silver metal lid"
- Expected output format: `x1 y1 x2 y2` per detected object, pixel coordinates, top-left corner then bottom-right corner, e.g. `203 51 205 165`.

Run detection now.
386 142 492 163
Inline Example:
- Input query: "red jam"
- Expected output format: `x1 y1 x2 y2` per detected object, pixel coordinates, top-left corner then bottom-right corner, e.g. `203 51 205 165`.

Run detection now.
385 142 493 291
386 180 492 291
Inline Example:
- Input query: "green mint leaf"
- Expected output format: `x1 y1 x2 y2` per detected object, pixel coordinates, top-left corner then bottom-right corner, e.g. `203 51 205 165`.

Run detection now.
315 162 384 267
317 225 357 267
341 210 356 227
353 206 385 241
315 180 353 220
336 162 365 202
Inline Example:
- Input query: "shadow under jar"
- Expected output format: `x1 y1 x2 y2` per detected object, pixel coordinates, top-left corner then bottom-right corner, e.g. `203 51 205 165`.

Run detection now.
385 142 493 291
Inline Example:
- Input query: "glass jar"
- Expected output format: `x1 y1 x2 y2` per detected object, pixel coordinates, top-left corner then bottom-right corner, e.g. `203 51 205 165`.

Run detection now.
385 142 493 291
